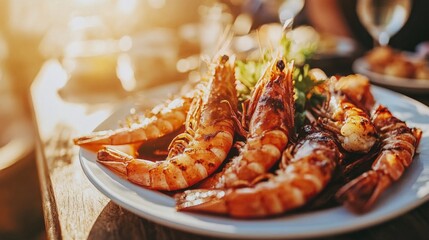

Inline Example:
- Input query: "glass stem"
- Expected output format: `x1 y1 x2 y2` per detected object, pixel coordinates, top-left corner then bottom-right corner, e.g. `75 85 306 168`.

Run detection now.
378 32 390 47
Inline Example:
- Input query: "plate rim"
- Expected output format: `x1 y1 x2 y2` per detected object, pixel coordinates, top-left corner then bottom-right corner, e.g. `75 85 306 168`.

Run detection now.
79 85 429 239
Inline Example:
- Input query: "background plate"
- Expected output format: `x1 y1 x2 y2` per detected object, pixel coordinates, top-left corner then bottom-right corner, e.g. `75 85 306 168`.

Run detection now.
353 57 429 94
80 85 429 239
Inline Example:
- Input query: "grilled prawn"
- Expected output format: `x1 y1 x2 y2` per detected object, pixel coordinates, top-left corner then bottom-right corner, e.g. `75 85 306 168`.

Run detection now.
202 58 295 188
175 125 341 218
336 105 422 213
333 74 375 113
74 95 192 149
96 55 238 191
314 77 377 153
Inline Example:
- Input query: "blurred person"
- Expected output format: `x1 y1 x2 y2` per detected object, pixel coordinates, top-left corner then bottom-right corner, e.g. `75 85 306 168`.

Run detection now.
305 0 429 52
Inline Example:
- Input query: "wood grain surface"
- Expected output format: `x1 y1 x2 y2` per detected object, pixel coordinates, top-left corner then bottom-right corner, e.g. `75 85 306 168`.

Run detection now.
31 61 429 240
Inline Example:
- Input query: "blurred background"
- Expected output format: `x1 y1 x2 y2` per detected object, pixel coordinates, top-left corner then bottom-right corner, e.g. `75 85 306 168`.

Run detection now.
0 0 427 239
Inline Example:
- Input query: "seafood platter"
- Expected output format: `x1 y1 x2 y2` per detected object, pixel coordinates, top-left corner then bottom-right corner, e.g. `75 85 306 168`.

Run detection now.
75 32 429 238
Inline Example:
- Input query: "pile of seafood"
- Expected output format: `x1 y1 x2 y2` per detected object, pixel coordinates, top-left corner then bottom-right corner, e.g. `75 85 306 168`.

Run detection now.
74 54 422 218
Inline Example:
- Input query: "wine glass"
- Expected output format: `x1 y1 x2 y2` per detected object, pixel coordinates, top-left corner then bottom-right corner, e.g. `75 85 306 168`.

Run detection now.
356 0 411 47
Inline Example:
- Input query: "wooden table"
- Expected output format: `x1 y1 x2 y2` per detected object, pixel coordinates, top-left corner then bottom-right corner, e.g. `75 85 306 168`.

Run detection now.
31 60 429 240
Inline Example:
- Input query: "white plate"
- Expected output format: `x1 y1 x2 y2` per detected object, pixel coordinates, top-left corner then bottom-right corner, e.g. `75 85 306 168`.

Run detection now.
353 57 429 93
79 85 429 239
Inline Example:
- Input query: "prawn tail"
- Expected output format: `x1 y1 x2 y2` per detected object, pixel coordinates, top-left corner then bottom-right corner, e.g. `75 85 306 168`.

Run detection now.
175 189 228 214
97 147 134 175
412 128 423 150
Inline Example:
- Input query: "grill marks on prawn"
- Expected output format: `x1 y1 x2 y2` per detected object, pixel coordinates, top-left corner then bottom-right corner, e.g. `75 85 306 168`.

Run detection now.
175 126 342 218
74 96 192 149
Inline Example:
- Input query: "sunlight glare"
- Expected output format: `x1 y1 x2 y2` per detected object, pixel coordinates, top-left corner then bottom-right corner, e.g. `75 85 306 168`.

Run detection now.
117 54 137 91
148 0 166 9
117 0 138 14
119 36 133 52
